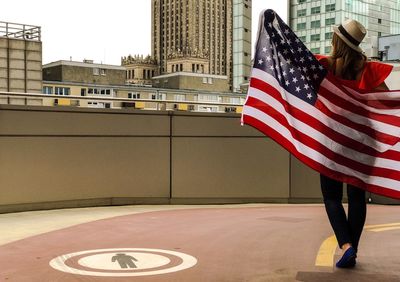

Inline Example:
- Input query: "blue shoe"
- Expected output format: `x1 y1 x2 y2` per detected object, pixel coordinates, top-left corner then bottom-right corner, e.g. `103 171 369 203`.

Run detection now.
336 246 357 268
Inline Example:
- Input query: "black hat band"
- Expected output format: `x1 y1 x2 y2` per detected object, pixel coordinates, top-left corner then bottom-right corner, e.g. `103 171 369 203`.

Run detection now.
338 24 361 46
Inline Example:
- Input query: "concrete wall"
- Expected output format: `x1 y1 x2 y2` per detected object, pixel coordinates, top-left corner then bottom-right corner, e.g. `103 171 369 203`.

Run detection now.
0 38 42 93
1 105 393 213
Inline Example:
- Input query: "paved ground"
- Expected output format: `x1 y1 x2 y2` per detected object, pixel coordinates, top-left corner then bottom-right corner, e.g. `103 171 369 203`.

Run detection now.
0 204 399 281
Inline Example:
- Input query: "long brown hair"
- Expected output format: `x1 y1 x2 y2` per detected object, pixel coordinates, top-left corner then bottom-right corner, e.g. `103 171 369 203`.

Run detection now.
331 33 366 80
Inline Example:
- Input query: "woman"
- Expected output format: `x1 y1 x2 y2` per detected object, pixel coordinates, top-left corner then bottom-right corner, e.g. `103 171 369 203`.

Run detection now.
317 19 392 268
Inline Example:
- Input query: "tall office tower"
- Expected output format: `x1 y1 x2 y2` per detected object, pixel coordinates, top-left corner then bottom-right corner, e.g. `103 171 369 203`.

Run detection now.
233 0 252 92
290 0 400 57
151 0 236 90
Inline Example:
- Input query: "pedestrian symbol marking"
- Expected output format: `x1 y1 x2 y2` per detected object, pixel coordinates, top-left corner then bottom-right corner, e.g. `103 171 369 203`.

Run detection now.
49 248 197 277
111 253 138 269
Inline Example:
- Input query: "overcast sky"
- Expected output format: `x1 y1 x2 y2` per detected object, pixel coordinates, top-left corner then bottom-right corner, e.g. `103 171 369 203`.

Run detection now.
0 0 288 65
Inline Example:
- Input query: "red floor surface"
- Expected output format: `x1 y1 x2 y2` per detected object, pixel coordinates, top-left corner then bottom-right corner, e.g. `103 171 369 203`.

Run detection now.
0 205 399 281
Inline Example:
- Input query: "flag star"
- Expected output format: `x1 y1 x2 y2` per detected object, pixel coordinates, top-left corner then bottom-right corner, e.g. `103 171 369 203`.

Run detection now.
297 47 303 52
262 47 267 52
292 77 298 83
285 80 290 86
269 65 275 70
280 61 285 66
299 57 305 63
306 76 311 80
290 48 295 53
284 29 290 35
311 65 316 70
301 75 305 80
313 73 319 79
289 68 295 74
302 67 308 72
268 23 273 28
277 74 282 79
308 56 313 61
319 65 324 70
287 59 292 65
307 93 313 99
304 84 309 90
258 59 264 65
282 70 287 76
266 56 272 62
287 39 292 44
295 86 301 92
295 38 300 43
281 39 286 44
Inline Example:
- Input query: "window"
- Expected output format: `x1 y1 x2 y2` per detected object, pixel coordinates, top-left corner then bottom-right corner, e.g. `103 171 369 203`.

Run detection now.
297 22 306 30
325 18 335 26
297 9 306 17
311 7 320 14
299 0 306 3
378 18 382 24
298 35 306 42
311 34 320 41
311 47 320 54
55 87 70 96
100 69 106 76
81 88 86 96
325 32 333 40
311 20 320 28
128 92 140 99
42 86 53 94
174 94 185 101
325 4 335 12
93 68 100 75
325 46 332 54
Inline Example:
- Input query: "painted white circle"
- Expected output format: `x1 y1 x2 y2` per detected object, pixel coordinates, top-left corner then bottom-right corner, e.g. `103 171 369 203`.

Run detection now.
49 248 197 277
78 252 170 270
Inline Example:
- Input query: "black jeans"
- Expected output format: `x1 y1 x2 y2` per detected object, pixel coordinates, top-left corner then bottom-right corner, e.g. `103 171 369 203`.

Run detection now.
320 174 367 252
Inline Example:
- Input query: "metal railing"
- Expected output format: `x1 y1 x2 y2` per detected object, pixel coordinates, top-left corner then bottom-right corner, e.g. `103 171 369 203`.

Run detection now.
0 91 245 111
0 21 41 41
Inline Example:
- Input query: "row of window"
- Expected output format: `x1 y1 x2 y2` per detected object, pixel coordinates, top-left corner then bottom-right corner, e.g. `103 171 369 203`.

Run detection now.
297 18 335 30
297 4 335 17
310 46 332 54
93 68 106 76
43 86 115 96
43 86 70 95
298 32 333 43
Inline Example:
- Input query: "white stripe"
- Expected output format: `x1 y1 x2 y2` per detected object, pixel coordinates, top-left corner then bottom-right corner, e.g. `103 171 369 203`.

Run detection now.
343 87 400 101
242 106 400 191
250 68 399 153
247 86 399 171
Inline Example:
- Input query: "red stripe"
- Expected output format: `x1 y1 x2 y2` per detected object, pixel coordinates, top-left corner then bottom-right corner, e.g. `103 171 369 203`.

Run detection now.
245 96 400 181
319 82 400 128
250 77 400 152
242 114 400 199
325 73 400 110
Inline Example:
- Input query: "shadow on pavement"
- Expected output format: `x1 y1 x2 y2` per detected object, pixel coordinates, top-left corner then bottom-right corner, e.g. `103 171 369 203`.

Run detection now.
296 271 400 282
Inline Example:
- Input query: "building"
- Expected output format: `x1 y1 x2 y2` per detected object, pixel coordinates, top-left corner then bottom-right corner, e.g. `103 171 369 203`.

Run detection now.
41 59 245 112
0 21 42 94
232 0 252 92
121 55 158 85
289 0 400 57
150 0 251 92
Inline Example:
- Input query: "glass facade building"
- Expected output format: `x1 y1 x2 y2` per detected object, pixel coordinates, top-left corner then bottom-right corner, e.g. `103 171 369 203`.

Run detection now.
289 0 400 55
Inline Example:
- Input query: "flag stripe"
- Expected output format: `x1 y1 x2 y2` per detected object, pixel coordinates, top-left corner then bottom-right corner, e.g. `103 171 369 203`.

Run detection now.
245 92 400 178
251 69 399 152
320 79 400 127
242 113 400 199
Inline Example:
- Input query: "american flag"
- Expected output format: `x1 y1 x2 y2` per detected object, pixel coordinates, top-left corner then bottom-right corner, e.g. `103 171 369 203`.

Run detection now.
241 9 400 199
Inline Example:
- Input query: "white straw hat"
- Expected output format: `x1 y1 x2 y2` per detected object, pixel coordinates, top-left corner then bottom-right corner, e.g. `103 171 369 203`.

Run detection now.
333 19 366 53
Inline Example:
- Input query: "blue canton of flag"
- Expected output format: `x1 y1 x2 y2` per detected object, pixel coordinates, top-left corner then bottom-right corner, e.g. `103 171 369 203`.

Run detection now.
253 10 327 105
